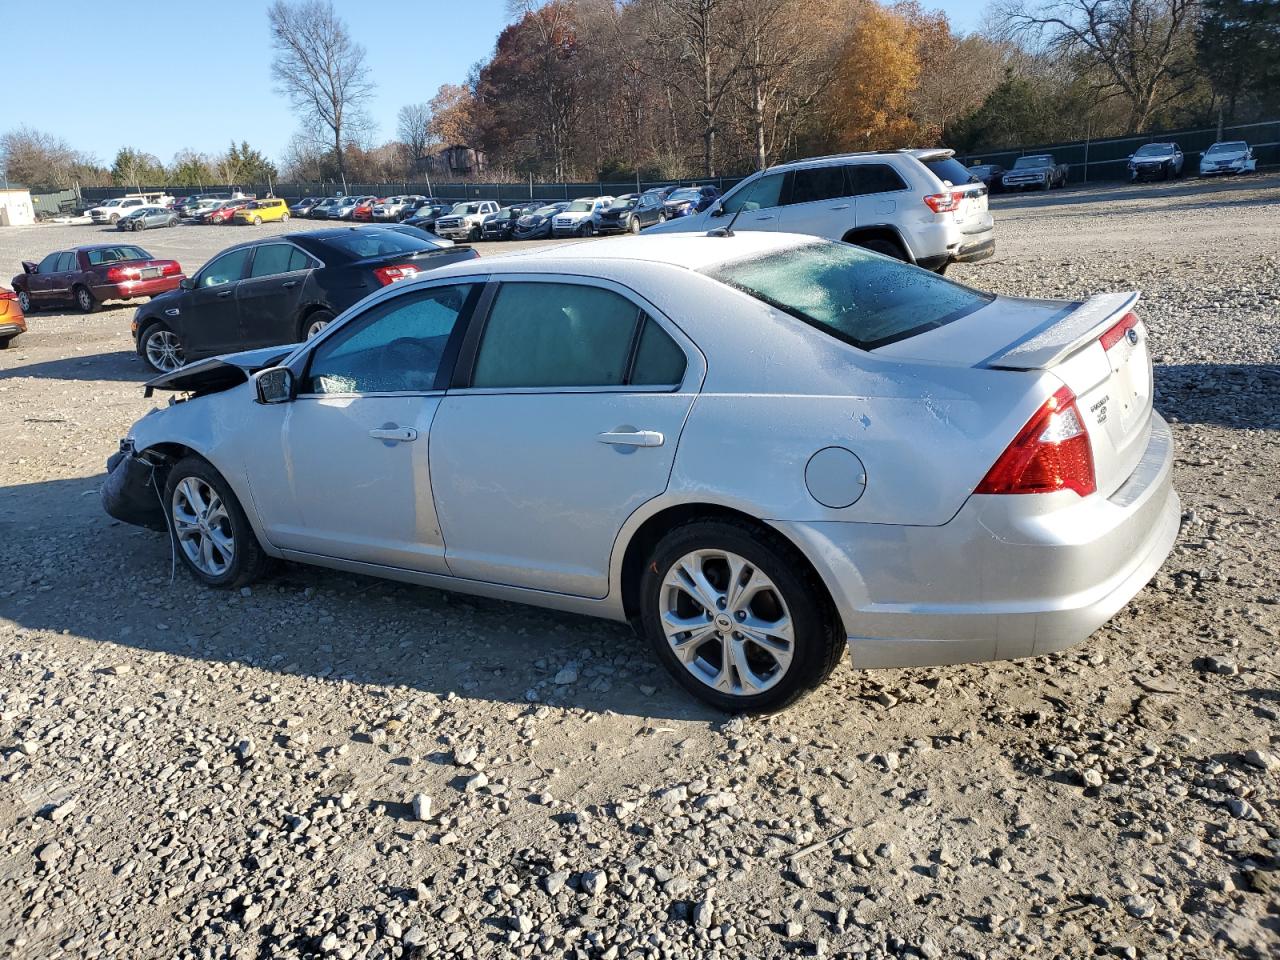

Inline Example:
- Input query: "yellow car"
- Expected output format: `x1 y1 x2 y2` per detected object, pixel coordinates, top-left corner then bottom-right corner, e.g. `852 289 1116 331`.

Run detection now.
232 198 290 225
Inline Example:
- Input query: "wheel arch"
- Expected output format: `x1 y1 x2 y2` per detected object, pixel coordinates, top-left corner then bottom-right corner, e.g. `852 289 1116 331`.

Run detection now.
840 225 916 263
615 501 842 633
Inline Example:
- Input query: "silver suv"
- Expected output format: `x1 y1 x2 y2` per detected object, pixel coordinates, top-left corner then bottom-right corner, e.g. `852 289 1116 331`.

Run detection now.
650 149 993 272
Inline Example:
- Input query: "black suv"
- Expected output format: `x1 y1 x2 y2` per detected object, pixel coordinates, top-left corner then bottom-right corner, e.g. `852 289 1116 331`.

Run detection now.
480 204 537 241
132 227 478 373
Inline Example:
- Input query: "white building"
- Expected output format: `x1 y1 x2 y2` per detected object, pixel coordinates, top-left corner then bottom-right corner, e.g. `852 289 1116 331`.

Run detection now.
0 188 36 226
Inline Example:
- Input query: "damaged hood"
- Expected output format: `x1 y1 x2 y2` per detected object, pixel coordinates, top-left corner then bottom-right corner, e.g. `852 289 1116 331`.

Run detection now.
144 344 297 397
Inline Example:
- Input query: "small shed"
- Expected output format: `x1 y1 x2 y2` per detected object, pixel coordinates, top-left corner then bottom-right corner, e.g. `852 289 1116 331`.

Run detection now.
0 187 36 226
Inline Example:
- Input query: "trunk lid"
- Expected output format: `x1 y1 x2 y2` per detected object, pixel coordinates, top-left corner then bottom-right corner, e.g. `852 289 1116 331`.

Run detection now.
876 292 1153 497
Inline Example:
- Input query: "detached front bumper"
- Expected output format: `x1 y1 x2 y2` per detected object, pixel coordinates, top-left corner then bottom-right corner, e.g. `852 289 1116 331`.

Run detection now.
775 412 1179 669
102 446 167 532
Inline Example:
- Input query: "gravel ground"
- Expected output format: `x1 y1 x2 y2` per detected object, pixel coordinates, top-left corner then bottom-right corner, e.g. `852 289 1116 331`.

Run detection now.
2 175 1279 960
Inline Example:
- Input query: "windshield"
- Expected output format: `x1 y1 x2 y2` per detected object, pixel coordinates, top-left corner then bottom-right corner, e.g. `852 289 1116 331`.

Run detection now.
705 241 992 350
533 205 561 217
1206 142 1245 155
451 203 483 214
1013 156 1052 169
1134 144 1173 157
321 229 441 259
566 200 594 212
102 200 122 207
668 188 701 201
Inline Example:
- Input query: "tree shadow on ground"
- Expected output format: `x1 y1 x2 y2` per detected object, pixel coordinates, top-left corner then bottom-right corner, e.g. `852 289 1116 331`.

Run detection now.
0 347 147 383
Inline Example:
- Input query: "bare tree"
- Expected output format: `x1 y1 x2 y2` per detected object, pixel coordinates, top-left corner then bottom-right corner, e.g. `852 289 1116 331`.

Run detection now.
506 0 584 182
397 103 435 175
1000 0 1201 131
268 0 374 183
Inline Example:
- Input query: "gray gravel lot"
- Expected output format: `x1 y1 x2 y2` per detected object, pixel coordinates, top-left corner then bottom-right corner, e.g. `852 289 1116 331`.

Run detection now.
1 175 1279 960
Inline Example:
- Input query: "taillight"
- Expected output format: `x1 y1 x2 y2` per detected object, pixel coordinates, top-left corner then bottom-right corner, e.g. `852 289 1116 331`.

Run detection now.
0 289 14 300
923 190 965 213
160 261 181 277
975 386 1096 497
1098 311 1139 352
105 266 133 282
373 263 422 285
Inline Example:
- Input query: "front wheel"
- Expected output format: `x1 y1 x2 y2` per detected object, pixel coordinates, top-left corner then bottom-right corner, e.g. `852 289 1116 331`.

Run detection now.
282 213 290 222
252 216 262 226
628 216 640 234
640 520 842 713
300 310 335 340
579 222 595 237
74 286 97 313
469 225 481 242
164 457 272 589
109 214 120 224
16 288 32 312
139 322 185 372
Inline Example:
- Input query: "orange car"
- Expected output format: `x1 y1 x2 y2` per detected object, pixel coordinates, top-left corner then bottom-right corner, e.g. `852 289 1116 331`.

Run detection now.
1 284 27 349
352 197 382 221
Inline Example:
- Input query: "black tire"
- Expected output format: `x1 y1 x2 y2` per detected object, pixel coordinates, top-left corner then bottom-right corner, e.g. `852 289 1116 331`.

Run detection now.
628 216 640 234
857 237 907 261
73 285 97 313
137 321 186 373
933 262 949 276
299 309 335 341
0 336 13 350
580 222 595 237
16 288 33 313
163 456 272 590
639 519 843 713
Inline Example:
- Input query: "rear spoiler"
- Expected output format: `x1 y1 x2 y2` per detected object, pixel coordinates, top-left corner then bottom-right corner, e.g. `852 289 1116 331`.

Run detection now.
982 291 1140 370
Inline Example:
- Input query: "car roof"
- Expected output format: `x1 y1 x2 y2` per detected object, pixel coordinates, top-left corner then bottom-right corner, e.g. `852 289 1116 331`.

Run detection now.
426 231 816 279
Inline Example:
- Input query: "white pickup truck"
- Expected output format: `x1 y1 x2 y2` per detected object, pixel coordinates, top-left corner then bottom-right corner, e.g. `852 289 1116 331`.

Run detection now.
89 194 175 224
432 201 500 241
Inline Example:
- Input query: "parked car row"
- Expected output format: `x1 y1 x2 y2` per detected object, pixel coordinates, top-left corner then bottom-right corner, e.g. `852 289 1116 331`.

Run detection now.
965 139 1261 190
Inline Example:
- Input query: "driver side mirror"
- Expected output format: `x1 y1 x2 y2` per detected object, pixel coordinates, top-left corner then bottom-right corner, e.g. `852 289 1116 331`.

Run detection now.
21 260 37 274
179 277 195 290
254 367 294 405
709 205 725 217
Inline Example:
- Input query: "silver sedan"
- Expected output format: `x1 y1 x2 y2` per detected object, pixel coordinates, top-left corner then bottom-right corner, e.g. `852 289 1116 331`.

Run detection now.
103 233 1179 712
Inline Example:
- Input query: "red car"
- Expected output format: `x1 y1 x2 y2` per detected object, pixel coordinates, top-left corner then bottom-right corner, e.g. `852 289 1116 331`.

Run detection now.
352 198 382 221
202 199 253 225
1 284 27 348
12 244 185 314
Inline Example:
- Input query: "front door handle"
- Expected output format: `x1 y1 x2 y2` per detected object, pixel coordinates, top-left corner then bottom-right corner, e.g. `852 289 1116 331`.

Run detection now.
282 280 299 289
829 203 850 210
597 429 664 448
753 214 774 220
216 290 233 298
369 426 418 443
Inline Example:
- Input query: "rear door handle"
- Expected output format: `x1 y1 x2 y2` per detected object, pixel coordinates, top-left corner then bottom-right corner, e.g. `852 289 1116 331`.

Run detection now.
829 203 850 210
597 429 664 448
753 214 774 220
369 426 418 443
282 280 299 288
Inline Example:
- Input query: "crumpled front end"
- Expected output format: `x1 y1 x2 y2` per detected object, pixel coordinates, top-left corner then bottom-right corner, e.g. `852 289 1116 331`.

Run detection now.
102 442 168 532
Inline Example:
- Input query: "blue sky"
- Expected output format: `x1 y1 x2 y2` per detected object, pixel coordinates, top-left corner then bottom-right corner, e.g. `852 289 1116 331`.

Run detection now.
1 0 990 167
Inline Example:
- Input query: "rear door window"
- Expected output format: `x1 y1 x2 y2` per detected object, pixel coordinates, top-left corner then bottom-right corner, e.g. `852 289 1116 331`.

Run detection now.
250 244 303 278
850 165 908 195
788 166 849 205
706 240 992 350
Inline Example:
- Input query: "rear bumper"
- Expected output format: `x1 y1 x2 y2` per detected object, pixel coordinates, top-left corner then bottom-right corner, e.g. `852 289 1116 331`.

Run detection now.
91 277 183 302
775 412 1179 669
0 321 25 338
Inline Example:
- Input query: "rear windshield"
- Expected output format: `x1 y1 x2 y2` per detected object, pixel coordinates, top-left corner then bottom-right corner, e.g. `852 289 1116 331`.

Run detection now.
86 245 150 265
705 241 992 350
319 229 439 259
922 157 978 186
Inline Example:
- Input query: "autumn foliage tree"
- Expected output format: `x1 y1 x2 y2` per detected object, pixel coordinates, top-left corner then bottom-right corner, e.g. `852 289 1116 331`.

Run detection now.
826 2 924 150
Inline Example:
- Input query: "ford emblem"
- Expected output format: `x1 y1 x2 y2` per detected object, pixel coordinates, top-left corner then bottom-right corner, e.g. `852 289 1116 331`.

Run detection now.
1126 327 1139 346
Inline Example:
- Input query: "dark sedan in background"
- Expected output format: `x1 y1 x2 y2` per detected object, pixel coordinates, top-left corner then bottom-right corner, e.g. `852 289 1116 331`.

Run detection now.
480 204 537 241
965 164 1006 192
663 185 720 219
403 202 456 231
131 226 478 373
595 192 666 234
12 244 185 314
289 197 323 217
511 202 570 240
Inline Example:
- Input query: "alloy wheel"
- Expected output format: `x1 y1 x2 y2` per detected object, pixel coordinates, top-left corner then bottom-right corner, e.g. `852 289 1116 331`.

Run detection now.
76 287 94 311
660 549 794 696
17 289 31 312
145 328 185 372
171 477 235 577
306 318 330 338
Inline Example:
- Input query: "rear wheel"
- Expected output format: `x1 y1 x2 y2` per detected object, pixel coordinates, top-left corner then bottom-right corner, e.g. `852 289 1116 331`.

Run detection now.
640 520 842 713
139 322 185 372
301 310 335 340
282 212 290 222
469 225 481 242
109 214 120 224
164 457 271 589
74 285 97 313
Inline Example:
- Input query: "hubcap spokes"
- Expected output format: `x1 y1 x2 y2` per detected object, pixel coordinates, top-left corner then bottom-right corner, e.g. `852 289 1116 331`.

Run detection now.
172 477 234 576
146 331 184 372
661 549 793 696
307 320 329 338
